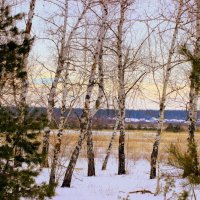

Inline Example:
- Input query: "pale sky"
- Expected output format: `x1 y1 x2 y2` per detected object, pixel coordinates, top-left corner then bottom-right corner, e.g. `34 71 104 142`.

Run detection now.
11 0 194 110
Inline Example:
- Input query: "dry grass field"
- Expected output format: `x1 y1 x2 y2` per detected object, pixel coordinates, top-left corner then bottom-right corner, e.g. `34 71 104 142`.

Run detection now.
48 130 200 165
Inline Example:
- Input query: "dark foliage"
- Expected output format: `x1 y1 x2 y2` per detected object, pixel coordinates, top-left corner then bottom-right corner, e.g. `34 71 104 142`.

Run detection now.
0 107 53 200
168 143 200 184
165 123 183 132
0 3 53 199
0 4 33 88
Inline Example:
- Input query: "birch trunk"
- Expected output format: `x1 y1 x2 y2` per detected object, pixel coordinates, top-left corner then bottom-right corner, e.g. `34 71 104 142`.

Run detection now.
86 60 104 176
18 0 36 123
86 13 106 175
117 2 126 175
185 0 200 176
42 3 88 167
150 0 183 179
61 64 95 187
87 117 95 176
188 85 198 142
102 116 119 170
187 82 199 176
61 1 108 187
49 63 69 186
42 59 64 167
19 0 36 124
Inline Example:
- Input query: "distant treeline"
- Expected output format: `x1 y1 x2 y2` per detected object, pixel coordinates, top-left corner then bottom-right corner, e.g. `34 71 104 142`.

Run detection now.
32 108 196 120
4 107 199 130
25 107 192 120
6 107 197 121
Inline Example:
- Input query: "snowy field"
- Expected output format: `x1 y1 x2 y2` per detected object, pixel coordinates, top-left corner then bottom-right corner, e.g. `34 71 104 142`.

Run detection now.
37 158 200 200
35 131 200 200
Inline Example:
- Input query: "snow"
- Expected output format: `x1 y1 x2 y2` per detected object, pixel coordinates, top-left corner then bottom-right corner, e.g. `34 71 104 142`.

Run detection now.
125 117 187 124
36 158 200 200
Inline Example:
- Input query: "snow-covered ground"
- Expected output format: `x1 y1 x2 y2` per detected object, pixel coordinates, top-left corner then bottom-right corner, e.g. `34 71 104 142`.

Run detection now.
51 129 157 136
36 158 200 200
125 117 187 124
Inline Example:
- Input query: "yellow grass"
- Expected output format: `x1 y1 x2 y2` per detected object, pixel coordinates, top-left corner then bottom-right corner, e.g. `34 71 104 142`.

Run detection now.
48 130 200 163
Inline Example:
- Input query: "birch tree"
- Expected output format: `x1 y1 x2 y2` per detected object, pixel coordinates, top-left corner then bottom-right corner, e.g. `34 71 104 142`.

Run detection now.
178 0 200 177
101 0 149 171
48 0 69 186
86 15 109 175
150 0 184 179
105 0 146 174
102 115 119 170
117 0 127 175
19 0 36 123
41 0 90 167
61 0 108 187
188 0 200 175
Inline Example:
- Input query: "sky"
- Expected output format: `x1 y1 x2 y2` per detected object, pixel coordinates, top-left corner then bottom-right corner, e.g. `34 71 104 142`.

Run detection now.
10 0 193 110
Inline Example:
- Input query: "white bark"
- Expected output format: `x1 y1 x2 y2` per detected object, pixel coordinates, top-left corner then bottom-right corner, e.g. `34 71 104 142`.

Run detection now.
188 0 200 140
19 0 36 123
49 0 69 185
42 1 89 167
117 0 127 175
87 12 107 174
185 0 200 177
62 0 108 187
150 0 183 179
102 115 119 170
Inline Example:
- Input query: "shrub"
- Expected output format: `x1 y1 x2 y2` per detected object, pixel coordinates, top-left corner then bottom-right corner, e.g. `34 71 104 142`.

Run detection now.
165 124 184 132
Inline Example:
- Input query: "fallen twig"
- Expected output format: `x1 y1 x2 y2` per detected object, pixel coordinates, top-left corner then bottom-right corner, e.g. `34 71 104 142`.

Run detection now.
129 189 154 194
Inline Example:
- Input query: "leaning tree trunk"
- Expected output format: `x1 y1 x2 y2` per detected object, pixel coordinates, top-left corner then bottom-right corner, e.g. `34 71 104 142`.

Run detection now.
102 116 119 170
41 3 88 167
61 1 108 188
48 120 64 186
61 58 104 187
150 103 164 179
150 0 183 179
86 6 107 175
86 35 106 175
117 2 126 175
61 100 92 188
42 43 65 168
49 59 69 186
61 58 105 187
